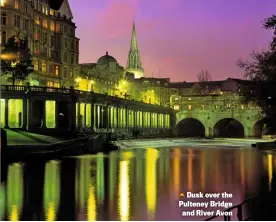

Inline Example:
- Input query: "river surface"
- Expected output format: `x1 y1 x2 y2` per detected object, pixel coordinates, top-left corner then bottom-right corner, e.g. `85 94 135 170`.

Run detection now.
1 141 276 221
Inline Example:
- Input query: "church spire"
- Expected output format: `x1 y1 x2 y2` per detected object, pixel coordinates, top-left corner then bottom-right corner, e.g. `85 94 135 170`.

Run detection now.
126 20 144 79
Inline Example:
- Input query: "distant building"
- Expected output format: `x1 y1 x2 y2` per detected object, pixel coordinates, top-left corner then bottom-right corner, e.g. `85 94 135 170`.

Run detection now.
0 0 79 87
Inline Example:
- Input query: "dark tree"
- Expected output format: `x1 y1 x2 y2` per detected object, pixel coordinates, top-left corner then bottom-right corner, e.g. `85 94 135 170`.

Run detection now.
238 15 276 134
1 36 33 85
197 69 212 82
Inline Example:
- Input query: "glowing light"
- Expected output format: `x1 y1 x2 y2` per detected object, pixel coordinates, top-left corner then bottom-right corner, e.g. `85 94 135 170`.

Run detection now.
268 154 273 191
0 53 18 61
8 99 23 128
172 148 181 200
122 80 127 85
145 148 159 220
87 184 96 221
118 161 130 221
75 77 81 83
45 100 56 128
10 205 19 221
46 202 56 221
90 80 95 84
0 99 5 127
1 0 6 7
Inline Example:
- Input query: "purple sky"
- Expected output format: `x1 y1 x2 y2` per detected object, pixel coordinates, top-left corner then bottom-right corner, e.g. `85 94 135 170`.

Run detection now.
68 0 275 82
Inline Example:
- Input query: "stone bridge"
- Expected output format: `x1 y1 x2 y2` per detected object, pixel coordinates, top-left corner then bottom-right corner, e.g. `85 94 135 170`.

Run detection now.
172 94 263 138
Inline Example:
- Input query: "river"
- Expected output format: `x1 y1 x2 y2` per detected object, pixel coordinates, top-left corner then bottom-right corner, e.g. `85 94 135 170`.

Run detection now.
1 141 275 221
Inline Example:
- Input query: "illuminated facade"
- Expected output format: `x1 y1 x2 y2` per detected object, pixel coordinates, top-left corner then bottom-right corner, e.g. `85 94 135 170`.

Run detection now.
0 0 79 87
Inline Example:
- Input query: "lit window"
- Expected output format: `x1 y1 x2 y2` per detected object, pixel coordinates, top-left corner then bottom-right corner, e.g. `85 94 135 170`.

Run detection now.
50 21 55 31
50 9 54 16
15 0 19 9
1 0 6 7
241 105 244 110
43 19 48 28
188 105 192 110
175 97 179 101
55 65 59 76
41 62 47 73
33 59 38 71
173 104 180 110
34 16 40 25
34 29 39 40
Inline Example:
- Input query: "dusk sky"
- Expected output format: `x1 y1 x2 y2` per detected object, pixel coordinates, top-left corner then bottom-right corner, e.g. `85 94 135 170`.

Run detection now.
69 0 276 82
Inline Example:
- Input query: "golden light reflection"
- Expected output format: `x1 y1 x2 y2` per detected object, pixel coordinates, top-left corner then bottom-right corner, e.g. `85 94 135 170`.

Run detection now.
10 205 18 221
267 154 273 191
200 151 206 191
87 183 96 221
145 148 159 220
187 149 193 191
118 161 130 221
46 202 56 221
172 148 181 200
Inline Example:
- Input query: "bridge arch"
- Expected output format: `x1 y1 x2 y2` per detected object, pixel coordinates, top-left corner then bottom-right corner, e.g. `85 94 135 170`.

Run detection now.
176 118 205 137
214 118 244 138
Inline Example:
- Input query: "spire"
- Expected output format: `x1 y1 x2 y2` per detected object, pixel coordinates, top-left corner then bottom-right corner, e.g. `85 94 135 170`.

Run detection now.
126 20 144 79
131 21 138 50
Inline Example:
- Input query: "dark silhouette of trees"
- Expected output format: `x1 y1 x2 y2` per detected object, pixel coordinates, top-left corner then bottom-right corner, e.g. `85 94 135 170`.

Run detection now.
1 36 33 85
238 15 276 134
197 69 212 82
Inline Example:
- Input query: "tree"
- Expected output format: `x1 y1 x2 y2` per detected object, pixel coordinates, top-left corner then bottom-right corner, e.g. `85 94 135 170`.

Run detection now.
1 36 33 85
238 15 276 134
197 69 212 82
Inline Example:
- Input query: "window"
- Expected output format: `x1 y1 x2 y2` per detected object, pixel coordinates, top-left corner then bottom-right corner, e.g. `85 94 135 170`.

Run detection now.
24 3 28 13
49 64 54 75
15 0 19 9
70 28 74 36
34 29 39 40
69 69 73 78
14 15 20 27
55 65 59 76
42 5 48 15
64 39 67 49
55 23 60 32
33 0 37 9
75 55 78 64
50 35 54 47
50 9 54 16
188 105 192 110
1 13 7 25
64 52 67 63
64 25 68 34
34 16 40 25
34 44 40 54
42 33 47 44
71 40 74 50
173 104 180 110
23 19 28 31
64 67 68 78
50 50 55 60
43 19 48 28
76 40 78 51
241 104 244 110
50 21 55 31
33 59 39 71
70 54 74 64
1 31 6 45
42 47 47 57
41 61 47 73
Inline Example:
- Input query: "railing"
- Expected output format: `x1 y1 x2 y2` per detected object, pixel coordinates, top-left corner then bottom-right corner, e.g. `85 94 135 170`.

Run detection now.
205 192 276 221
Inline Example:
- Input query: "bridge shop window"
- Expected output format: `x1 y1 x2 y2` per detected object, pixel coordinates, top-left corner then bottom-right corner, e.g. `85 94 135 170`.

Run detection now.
173 104 180 110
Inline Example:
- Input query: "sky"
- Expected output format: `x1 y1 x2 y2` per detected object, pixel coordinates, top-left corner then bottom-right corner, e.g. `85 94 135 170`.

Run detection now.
68 0 276 82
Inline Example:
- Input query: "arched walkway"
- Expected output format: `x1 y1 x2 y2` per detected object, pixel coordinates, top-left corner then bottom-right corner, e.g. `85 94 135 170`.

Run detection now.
176 118 205 137
214 118 244 138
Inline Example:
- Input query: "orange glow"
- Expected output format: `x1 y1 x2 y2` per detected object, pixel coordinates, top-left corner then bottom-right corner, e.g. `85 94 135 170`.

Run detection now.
46 202 56 221
187 148 193 191
200 151 206 191
267 154 273 191
1 53 18 61
10 205 19 221
173 148 181 199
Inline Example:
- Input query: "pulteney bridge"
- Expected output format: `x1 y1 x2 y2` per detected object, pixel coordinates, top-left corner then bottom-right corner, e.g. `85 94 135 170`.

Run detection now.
0 85 173 138
172 93 263 138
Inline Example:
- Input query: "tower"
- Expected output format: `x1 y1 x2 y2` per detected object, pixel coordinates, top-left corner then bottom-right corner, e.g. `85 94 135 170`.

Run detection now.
125 21 144 79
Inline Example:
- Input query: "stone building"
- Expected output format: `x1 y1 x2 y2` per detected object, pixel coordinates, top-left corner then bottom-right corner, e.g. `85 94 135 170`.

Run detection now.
0 0 79 87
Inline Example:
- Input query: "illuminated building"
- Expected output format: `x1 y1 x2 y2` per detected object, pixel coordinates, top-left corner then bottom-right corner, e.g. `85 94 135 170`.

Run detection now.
0 0 79 87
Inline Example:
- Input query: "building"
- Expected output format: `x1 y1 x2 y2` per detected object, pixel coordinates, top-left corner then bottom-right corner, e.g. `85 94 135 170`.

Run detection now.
125 21 144 79
0 0 79 87
78 51 125 95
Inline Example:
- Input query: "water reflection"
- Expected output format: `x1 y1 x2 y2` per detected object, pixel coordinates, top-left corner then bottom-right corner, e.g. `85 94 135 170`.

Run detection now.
2 147 276 221
44 160 60 221
145 148 159 220
7 163 23 221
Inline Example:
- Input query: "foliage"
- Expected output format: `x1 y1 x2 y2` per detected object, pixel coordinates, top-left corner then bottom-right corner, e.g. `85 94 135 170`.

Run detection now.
197 69 212 82
238 15 276 134
1 36 33 85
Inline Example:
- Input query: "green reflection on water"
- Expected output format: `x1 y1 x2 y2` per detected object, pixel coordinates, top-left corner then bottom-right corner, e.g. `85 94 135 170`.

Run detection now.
43 160 60 221
96 154 105 204
7 163 23 221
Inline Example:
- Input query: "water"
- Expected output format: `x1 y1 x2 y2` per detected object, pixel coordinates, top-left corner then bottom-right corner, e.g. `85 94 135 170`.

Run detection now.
1 145 276 221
